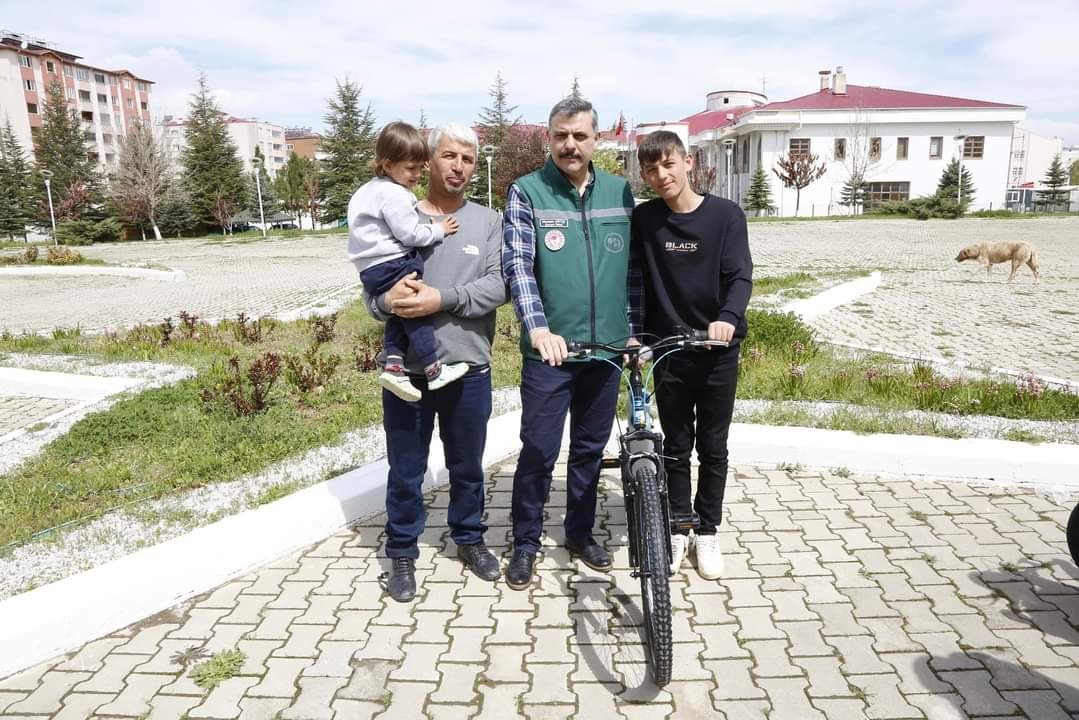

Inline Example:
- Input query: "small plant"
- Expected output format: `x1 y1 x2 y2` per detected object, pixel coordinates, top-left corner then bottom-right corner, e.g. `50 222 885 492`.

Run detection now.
780 363 807 397
51 326 82 340
229 312 269 344
909 510 927 522
778 462 804 473
45 246 83 265
1004 428 1044 444
188 648 246 690
284 343 342 394
308 313 339 345
178 311 201 339
158 317 175 347
497 315 521 342
353 335 383 373
831 466 852 478
23 246 38 263
199 353 282 416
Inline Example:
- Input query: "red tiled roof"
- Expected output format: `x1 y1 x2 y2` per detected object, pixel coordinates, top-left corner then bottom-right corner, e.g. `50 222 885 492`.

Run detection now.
680 106 755 136
758 84 1023 111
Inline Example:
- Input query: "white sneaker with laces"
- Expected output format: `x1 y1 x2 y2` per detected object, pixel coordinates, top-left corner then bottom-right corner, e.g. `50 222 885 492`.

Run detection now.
670 534 689 575
693 533 724 580
379 371 421 402
427 362 470 391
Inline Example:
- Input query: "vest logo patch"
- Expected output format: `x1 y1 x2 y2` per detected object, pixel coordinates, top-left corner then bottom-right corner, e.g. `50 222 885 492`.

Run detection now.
538 218 569 228
604 233 625 254
665 241 698 253
544 230 566 251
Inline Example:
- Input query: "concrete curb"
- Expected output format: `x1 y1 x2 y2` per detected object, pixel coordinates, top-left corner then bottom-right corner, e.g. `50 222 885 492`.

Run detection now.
0 265 184 281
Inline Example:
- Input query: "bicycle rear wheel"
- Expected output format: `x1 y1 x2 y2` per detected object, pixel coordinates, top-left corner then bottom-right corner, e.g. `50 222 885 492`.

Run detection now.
1068 501 1079 568
634 464 673 687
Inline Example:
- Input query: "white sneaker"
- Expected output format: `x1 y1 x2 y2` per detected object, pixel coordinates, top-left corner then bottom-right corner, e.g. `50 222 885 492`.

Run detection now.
427 362 469 391
379 371 421 402
693 533 724 580
670 534 689 575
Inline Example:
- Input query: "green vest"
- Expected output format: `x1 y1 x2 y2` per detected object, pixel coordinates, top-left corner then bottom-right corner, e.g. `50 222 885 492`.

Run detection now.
514 157 633 361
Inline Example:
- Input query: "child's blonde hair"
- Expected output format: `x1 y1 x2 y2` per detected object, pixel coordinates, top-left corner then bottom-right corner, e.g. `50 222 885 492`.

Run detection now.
374 121 429 177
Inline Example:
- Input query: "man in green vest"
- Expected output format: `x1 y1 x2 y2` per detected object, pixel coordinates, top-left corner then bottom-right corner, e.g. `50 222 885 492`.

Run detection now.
502 96 640 590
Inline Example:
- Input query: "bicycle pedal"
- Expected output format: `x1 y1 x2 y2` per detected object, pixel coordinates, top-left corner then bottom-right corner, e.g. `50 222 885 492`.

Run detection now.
600 457 621 469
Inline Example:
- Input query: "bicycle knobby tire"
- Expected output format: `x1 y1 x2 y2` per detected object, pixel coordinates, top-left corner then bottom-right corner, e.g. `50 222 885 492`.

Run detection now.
1068 501 1079 569
635 464 673 686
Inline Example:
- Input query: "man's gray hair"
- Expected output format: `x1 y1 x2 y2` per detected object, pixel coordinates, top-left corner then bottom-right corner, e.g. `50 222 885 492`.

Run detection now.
548 96 599 133
427 123 479 155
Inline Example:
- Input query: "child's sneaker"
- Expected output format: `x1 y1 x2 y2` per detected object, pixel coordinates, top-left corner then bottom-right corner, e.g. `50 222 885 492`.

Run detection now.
670 534 689 575
693 533 724 580
379 362 421 402
426 361 470 391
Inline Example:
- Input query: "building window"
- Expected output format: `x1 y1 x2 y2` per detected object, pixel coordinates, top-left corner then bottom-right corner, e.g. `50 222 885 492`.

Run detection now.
94 73 106 84
929 136 943 159
24 79 35 91
789 138 810 157
63 65 74 77
286 143 294 151
76 68 90 81
123 78 132 89
84 130 96 142
103 133 112 145
18 55 32 68
869 137 881 162
46 60 55 73
78 89 91 101
109 76 118 86
126 98 134 109
98 93 108 104
865 181 910 208
100 113 111 124
112 95 119 106
896 137 909 160
963 136 984 159
81 110 94 122
834 138 846 161
26 102 38 114
65 86 75 98
140 101 148 110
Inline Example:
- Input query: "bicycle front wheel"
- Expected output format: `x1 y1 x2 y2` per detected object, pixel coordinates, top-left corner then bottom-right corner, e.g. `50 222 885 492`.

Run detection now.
1068 501 1079 568
634 463 673 687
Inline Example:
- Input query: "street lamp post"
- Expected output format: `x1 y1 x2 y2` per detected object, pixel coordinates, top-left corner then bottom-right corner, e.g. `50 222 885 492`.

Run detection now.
722 139 736 201
482 144 496 208
40 169 57 245
954 134 967 209
251 157 267 238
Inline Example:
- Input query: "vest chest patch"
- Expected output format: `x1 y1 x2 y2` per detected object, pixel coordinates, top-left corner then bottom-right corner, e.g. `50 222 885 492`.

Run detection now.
544 230 566 251
604 232 625 254
538 218 569 228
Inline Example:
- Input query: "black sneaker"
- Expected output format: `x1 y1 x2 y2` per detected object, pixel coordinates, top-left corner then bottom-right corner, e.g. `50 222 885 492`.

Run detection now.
385 557 416 603
505 549 535 590
457 542 501 581
565 538 612 571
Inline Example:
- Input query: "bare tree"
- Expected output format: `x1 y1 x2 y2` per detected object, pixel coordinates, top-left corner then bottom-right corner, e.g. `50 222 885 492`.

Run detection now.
212 190 238 235
838 108 874 215
302 158 321 230
773 153 827 216
113 121 172 240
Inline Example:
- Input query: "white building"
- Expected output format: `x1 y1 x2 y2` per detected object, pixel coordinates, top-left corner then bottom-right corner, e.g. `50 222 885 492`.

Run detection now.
1008 127 1063 187
674 67 1025 215
0 31 153 175
163 115 288 177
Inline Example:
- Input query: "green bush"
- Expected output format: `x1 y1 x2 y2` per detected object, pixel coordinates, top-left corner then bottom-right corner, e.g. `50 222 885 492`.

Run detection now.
744 309 817 353
56 217 122 245
971 209 1021 218
872 194 962 220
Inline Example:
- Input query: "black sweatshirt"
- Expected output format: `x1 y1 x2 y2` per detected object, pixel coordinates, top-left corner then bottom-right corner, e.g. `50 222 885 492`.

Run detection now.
630 194 753 344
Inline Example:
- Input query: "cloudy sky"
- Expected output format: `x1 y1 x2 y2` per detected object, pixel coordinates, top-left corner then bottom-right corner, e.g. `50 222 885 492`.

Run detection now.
4 0 1077 144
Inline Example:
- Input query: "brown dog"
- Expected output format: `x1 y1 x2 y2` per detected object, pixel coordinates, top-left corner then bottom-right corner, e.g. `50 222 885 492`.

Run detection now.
955 241 1041 284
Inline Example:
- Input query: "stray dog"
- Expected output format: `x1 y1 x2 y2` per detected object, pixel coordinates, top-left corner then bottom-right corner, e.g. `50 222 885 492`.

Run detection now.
955 241 1041 284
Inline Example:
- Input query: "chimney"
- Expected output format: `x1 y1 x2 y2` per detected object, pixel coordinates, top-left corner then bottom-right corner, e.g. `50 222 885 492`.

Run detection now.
819 69 832 91
833 66 847 95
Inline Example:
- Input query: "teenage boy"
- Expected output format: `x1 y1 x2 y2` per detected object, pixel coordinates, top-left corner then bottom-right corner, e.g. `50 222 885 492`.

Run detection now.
631 130 753 580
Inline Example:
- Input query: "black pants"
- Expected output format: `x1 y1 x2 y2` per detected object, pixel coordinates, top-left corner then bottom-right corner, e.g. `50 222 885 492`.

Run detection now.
653 346 739 534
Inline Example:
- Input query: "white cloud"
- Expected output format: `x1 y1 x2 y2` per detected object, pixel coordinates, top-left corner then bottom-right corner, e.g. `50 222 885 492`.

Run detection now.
3 1 1076 143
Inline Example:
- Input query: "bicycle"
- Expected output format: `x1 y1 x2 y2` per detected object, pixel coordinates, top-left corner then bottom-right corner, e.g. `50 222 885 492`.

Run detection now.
567 330 728 687
1069 502 1079 569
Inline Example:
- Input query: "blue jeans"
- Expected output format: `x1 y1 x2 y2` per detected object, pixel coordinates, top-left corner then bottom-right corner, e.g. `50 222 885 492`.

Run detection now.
511 358 622 553
382 367 492 558
360 252 437 367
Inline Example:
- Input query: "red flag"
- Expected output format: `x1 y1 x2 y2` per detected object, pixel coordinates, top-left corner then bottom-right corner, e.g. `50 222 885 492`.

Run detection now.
613 112 624 136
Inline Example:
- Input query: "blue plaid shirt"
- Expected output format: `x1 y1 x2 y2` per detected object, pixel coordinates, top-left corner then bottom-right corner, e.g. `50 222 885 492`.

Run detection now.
502 180 643 339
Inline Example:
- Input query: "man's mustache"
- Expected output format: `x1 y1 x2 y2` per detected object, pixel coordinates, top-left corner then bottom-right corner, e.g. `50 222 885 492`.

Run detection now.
559 152 581 159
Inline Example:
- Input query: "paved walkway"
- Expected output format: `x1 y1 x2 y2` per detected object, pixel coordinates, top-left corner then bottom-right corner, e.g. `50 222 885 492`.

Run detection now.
3 459 1077 719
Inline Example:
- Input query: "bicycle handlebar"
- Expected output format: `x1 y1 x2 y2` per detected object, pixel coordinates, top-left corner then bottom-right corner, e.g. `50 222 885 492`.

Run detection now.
566 330 729 359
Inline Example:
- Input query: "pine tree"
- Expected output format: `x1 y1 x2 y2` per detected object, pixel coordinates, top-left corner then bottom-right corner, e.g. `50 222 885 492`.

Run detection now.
744 165 775 216
418 107 429 130
0 121 36 240
156 190 197 238
838 174 865 215
274 152 308 227
1070 159 1079 186
34 80 102 223
935 158 975 210
112 120 171 240
1035 153 1070 211
570 75 582 98
477 71 521 149
319 78 376 224
181 73 246 229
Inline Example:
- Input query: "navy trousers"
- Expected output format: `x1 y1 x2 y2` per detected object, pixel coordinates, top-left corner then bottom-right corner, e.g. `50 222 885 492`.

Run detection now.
360 252 438 367
382 367 492 558
511 358 622 553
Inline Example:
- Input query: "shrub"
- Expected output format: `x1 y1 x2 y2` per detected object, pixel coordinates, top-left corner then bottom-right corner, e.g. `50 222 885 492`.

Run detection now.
745 309 817 355
308 313 339 345
284 343 342 394
199 353 281 416
971 209 1020 218
23 246 38 263
45 246 83 265
353 335 383 373
227 312 274 344
56 217 122 245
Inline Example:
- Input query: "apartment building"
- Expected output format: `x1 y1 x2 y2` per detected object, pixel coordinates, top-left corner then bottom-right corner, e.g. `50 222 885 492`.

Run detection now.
284 127 324 161
0 30 153 174
163 115 288 177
